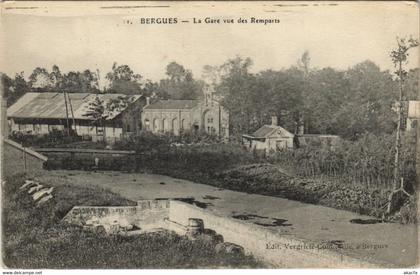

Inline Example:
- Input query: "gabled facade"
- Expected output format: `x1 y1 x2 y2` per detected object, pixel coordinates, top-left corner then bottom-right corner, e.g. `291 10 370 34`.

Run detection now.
242 116 294 153
141 86 229 139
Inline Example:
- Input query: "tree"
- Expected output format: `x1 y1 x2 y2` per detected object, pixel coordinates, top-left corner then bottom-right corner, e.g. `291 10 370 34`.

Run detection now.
106 63 143 95
331 61 398 139
302 68 348 135
83 95 106 141
157 62 203 100
166 62 186 82
62 70 99 94
297 50 311 78
403 68 419 101
1 72 30 106
202 65 221 86
255 68 305 132
1 73 13 100
50 65 63 89
388 37 418 213
217 56 256 136
29 67 53 92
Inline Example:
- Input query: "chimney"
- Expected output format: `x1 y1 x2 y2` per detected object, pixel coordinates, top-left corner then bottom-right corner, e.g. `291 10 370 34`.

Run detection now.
271 116 278 126
146 96 150 106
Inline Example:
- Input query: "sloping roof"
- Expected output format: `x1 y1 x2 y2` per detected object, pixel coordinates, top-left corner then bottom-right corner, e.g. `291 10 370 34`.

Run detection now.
4 138 48 162
7 92 141 121
144 100 199 110
408 101 420 119
248 125 294 138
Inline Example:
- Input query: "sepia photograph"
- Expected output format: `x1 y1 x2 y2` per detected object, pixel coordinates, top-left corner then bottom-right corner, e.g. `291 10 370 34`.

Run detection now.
0 0 419 270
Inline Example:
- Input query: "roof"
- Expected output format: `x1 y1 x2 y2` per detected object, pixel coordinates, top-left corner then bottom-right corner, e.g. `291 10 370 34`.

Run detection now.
34 148 135 155
408 101 420 119
4 138 48 162
246 125 294 139
7 92 141 121
144 100 199 110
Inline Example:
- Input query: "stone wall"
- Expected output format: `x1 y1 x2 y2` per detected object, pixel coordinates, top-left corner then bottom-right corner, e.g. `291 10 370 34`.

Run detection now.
168 201 382 268
63 199 385 267
63 200 170 232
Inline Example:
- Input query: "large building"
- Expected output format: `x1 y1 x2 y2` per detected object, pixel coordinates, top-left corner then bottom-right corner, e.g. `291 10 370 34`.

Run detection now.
141 89 229 139
7 92 145 143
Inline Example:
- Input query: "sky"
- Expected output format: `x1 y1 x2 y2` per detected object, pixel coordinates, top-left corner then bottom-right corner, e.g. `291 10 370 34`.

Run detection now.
1 1 419 84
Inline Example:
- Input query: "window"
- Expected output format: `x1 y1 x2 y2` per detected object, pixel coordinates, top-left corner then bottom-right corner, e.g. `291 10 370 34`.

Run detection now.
33 124 41 133
207 117 214 124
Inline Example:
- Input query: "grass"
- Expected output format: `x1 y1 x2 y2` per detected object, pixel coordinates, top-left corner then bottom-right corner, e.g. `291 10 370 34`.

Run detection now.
2 173 262 268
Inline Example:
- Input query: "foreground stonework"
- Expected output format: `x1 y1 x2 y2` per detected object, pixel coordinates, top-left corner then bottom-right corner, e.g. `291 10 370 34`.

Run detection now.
62 199 390 268
63 200 170 234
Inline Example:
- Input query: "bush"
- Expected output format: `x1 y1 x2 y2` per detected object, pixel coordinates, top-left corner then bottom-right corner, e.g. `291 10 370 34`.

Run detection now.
10 129 82 148
268 132 416 190
137 143 257 176
44 153 136 171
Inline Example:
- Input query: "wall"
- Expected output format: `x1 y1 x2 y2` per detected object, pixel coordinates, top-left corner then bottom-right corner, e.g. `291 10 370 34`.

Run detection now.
2 139 47 178
168 201 381 268
142 109 193 134
63 200 170 231
267 137 294 152
63 199 383 267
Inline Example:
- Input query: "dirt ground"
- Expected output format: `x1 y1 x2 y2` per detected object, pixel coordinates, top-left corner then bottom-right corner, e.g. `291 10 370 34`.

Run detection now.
36 170 418 267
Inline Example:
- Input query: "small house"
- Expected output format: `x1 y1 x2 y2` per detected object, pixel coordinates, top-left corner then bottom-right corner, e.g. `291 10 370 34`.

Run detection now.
242 116 294 154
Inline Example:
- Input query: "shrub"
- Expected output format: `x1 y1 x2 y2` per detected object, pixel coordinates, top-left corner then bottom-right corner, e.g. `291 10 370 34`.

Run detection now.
268 132 416 190
10 129 82 148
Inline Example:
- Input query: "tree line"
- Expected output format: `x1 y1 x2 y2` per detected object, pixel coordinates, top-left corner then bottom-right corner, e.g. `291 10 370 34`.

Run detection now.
1 52 418 141
1 61 204 107
212 54 418 140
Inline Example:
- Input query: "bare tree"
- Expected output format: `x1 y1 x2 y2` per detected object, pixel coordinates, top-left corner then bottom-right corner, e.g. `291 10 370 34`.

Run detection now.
387 36 418 214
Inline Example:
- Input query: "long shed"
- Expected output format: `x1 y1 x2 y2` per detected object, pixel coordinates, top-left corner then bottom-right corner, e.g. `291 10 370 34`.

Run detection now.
7 92 144 143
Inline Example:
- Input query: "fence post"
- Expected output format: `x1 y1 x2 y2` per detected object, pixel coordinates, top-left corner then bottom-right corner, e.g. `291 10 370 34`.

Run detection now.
23 145 27 173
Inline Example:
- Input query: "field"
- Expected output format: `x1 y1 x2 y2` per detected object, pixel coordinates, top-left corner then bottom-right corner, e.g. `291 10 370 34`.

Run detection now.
2 173 262 268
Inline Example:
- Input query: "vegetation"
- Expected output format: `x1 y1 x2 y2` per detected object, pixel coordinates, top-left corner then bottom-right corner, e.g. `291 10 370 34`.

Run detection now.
39 130 417 222
10 129 82 148
269 132 416 190
2 173 262 268
2 48 418 140
2 36 418 223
